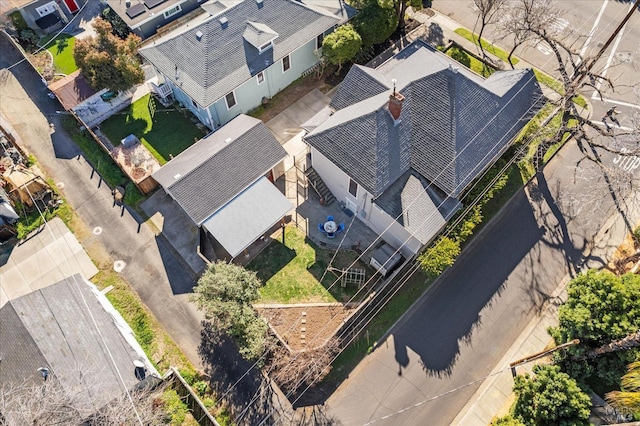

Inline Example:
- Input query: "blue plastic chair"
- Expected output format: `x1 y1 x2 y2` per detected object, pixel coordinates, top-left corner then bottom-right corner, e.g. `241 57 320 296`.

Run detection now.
327 232 336 239
327 215 334 222
318 223 326 233
336 223 345 234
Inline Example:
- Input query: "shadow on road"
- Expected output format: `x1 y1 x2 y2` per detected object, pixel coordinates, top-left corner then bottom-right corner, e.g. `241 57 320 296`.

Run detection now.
390 190 545 378
155 235 197 294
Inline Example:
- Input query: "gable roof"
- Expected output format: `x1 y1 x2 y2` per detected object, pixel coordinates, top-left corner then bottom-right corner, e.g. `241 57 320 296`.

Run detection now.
374 170 461 244
0 275 154 412
139 0 340 107
153 114 287 225
305 40 544 198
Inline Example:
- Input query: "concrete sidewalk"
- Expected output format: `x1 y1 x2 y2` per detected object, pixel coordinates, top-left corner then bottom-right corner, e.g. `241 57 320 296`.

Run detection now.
453 192 638 425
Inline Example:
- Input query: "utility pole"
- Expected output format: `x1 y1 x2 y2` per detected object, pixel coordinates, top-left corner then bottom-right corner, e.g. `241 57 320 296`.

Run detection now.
570 0 640 93
509 339 579 378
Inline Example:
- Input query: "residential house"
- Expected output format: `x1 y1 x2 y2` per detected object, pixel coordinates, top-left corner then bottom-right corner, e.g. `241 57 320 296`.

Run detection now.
18 0 86 33
105 0 207 40
152 114 293 261
303 40 545 257
139 0 355 130
0 274 158 417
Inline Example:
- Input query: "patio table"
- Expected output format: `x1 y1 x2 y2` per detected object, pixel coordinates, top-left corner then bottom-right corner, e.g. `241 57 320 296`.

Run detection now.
324 221 337 233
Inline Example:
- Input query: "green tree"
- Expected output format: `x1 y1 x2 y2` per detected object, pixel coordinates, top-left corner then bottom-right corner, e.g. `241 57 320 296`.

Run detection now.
512 365 591 426
492 415 525 426
73 18 144 92
322 24 362 73
607 361 640 414
549 270 640 385
418 236 460 277
191 262 267 360
353 0 398 48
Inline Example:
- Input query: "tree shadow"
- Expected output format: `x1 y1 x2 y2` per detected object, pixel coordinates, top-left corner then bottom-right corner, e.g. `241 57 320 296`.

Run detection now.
245 239 296 283
424 22 444 47
388 190 544 378
199 321 291 425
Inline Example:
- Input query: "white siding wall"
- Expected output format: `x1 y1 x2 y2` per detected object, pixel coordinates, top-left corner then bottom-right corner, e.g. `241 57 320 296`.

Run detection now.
311 148 422 257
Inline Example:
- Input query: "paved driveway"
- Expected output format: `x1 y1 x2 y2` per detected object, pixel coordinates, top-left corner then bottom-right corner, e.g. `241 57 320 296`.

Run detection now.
0 217 97 307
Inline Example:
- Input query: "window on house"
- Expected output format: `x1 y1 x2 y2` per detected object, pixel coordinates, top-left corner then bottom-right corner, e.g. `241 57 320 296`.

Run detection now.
348 179 358 197
225 91 237 109
163 5 181 18
191 98 198 109
282 55 291 72
258 41 272 52
256 72 265 84
316 33 324 50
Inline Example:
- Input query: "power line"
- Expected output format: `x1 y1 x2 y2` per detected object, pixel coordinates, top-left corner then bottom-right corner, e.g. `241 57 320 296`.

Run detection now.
255 10 632 422
243 79 552 425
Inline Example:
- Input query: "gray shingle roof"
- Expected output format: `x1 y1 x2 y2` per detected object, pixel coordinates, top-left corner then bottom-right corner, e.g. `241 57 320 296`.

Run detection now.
305 40 544 198
374 170 461 244
153 114 287 225
0 275 147 412
139 0 339 107
329 65 388 111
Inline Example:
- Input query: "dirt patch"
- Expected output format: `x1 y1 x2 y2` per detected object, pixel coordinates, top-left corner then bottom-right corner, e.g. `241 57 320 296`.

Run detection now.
110 142 160 184
608 230 640 274
257 305 355 352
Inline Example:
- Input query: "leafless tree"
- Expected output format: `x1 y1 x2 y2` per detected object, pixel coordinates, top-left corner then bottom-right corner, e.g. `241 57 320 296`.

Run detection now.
472 0 508 59
496 0 560 68
268 338 341 393
0 377 167 425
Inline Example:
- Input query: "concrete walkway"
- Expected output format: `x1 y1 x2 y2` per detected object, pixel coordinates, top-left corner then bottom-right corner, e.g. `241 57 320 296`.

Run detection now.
0 217 98 307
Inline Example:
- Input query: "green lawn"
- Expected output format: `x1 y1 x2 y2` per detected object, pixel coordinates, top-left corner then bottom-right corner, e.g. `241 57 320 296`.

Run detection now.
445 46 495 77
42 34 78 75
100 94 206 165
248 225 370 304
454 28 519 65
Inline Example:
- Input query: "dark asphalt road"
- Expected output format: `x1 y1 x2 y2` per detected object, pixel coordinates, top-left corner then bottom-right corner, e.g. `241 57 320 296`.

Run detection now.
325 134 630 424
0 33 277 425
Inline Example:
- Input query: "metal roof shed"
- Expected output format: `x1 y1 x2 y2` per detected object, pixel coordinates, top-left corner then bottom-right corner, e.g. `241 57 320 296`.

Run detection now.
202 176 293 259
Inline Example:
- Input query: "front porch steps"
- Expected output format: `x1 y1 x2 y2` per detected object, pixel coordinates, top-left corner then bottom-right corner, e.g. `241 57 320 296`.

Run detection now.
304 167 336 206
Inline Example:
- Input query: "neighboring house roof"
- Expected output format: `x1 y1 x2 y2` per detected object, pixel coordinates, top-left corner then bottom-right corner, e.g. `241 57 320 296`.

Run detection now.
48 70 97 111
0 275 155 412
202 176 293 258
374 170 460 244
139 0 341 107
153 114 287 225
305 40 544 198
105 0 189 31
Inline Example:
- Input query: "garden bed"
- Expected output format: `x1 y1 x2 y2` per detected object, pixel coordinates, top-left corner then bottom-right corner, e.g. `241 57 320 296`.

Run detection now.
257 304 356 352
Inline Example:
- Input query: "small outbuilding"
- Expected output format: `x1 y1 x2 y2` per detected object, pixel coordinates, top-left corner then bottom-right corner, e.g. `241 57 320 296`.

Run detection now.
152 114 292 262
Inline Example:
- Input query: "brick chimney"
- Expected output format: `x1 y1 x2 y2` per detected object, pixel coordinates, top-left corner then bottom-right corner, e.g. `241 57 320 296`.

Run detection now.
388 78 404 121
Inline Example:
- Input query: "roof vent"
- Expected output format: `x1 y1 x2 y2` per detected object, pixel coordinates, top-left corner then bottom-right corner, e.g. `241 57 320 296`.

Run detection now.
173 173 181 180
125 0 131 7
195 30 203 41
219 16 228 29
256 0 263 7
225 137 233 143
448 63 459 73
